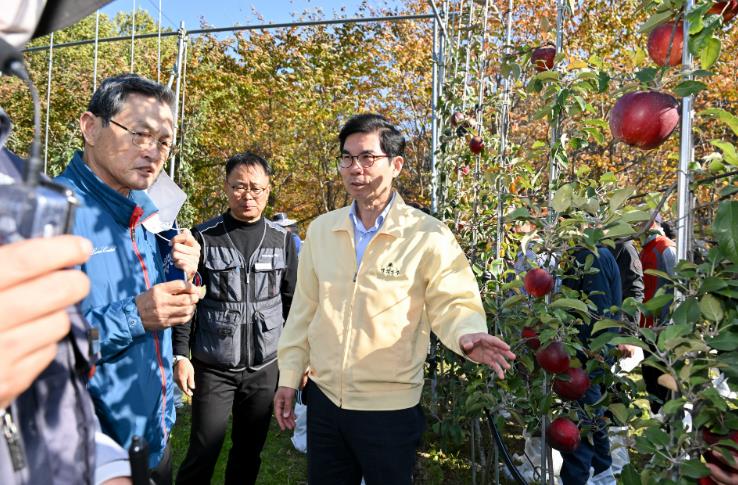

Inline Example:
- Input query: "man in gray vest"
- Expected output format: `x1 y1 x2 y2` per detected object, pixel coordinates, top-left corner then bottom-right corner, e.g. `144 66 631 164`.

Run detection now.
173 152 298 485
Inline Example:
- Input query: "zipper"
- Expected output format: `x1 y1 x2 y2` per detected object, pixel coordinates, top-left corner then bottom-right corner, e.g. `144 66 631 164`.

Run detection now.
1 408 26 471
129 207 167 439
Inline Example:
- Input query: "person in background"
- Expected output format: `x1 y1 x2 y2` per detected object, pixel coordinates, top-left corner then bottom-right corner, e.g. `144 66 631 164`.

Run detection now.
56 73 202 485
561 245 622 485
173 152 297 485
273 212 302 254
639 214 677 414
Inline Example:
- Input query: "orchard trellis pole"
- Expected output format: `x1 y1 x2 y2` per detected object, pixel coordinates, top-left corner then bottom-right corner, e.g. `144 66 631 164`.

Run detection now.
676 0 695 264
169 22 186 180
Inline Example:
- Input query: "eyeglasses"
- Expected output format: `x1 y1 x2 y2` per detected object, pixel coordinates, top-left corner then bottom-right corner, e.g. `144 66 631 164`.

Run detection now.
337 153 389 169
108 119 175 157
230 184 269 198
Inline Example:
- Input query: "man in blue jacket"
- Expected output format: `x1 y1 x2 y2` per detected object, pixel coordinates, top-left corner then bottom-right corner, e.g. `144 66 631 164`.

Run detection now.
56 74 201 484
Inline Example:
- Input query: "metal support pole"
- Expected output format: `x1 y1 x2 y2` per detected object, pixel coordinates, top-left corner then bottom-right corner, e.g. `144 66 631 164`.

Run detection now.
157 0 162 83
495 0 514 264
130 0 136 72
431 17 440 215
93 10 100 91
175 36 189 183
676 0 694 263
547 0 565 210
43 33 54 174
470 0 490 257
170 22 186 180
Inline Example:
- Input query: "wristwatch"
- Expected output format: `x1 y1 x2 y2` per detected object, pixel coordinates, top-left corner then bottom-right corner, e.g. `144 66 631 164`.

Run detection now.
173 355 188 366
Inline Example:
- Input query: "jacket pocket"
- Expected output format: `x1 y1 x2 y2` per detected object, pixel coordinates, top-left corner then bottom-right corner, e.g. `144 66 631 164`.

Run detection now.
252 304 283 365
192 308 241 367
251 253 285 302
203 254 243 302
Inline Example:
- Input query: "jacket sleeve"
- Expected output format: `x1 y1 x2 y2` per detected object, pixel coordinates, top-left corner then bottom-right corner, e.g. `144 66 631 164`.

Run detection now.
424 227 488 357
277 231 317 390
172 229 204 357
83 296 147 362
620 242 645 303
281 231 298 320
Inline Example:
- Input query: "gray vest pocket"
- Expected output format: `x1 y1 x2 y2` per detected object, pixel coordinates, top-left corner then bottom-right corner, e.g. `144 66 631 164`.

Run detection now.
252 303 283 364
192 307 242 367
251 249 285 302
204 248 244 302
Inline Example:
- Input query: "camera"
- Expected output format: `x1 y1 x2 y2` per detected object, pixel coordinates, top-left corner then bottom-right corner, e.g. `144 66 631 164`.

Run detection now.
0 178 78 244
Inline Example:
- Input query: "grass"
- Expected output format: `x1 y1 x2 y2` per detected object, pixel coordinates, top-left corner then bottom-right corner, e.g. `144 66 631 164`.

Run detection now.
170 403 308 485
169 401 473 484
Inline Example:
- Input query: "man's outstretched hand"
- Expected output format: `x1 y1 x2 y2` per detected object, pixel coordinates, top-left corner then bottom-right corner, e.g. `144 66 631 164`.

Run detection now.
459 333 516 379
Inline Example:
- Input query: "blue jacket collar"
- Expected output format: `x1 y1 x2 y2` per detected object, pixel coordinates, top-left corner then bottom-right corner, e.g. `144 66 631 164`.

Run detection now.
67 150 159 227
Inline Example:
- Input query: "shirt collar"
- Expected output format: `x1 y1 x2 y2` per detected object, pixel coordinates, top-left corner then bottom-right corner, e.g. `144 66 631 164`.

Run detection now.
349 191 396 233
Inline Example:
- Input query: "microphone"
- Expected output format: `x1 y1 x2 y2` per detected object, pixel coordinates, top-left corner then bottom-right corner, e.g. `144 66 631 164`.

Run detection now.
0 37 42 186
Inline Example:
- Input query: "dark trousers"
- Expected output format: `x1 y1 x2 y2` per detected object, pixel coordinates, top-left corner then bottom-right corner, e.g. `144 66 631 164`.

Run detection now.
305 380 425 485
175 361 278 485
151 440 173 485
560 384 612 485
642 350 670 414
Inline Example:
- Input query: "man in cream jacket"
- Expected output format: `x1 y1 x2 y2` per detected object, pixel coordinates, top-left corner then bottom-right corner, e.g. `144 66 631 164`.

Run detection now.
274 113 515 485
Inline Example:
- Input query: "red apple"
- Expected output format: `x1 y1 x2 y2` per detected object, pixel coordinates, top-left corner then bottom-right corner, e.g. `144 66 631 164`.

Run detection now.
450 111 466 127
547 417 581 453
553 367 591 401
536 341 570 374
521 326 541 350
647 22 684 66
460 165 471 176
531 45 556 72
709 1 738 22
698 478 716 485
609 91 680 150
524 268 554 298
469 136 484 154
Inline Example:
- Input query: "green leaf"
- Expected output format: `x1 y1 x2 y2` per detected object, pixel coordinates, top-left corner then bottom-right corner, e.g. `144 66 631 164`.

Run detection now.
662 397 686 415
609 188 635 211
708 331 738 351
619 464 641 485
700 36 721 69
701 108 738 137
590 331 620 351
603 222 635 239
620 210 652 223
644 269 673 281
592 318 625 334
681 459 711 479
700 294 725 322
701 277 728 294
608 403 629 425
550 297 589 314
552 184 573 212
635 67 658 84
658 322 692 350
502 294 526 308
714 201 738 265
644 427 670 448
643 293 673 313
639 10 674 33
711 140 738 166
610 336 648 349
672 297 701 326
674 80 708 97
